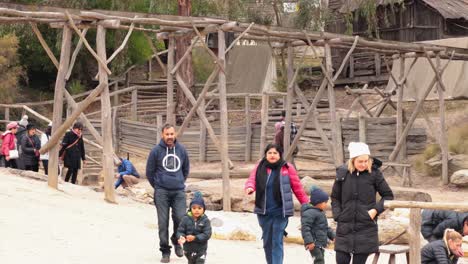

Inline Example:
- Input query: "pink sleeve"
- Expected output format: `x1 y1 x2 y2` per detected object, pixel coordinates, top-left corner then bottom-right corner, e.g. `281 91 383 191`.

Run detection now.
288 164 308 204
1 134 11 156
245 163 259 191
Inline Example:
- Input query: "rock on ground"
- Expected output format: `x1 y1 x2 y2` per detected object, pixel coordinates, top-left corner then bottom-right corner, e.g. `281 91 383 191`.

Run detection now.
451 169 468 187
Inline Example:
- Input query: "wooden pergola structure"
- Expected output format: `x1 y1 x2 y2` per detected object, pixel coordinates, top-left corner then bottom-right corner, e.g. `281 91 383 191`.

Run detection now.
1 3 467 208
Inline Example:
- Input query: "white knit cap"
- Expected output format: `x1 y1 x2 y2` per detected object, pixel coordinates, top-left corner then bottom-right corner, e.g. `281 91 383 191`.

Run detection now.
348 142 370 159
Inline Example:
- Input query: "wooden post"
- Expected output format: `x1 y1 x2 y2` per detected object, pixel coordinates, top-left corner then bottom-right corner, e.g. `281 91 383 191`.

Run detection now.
396 55 406 172
156 114 163 142
112 107 119 154
5 107 9 121
325 42 343 165
349 55 354 78
148 58 152 81
125 72 130 88
66 103 73 118
284 43 294 157
218 29 231 211
166 36 176 125
48 26 71 189
131 88 138 121
436 54 449 184
97 24 116 203
358 113 367 143
260 93 269 159
375 53 381 76
296 103 302 118
408 208 422 264
245 95 252 162
199 99 207 162
112 82 119 106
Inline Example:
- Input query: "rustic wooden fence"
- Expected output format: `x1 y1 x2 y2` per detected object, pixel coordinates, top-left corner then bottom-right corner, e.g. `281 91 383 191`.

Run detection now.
118 116 426 164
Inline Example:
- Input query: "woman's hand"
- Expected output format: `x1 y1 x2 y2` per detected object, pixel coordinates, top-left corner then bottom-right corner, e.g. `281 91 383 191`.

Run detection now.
178 236 186 245
245 188 254 195
5 156 10 161
368 209 378 220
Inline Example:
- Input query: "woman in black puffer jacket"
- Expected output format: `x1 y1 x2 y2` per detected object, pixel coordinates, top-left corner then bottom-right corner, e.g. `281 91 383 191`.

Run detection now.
20 124 41 172
331 142 394 264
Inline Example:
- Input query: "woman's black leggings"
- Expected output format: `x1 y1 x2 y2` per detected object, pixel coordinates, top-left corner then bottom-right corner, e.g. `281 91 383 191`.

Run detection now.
336 251 369 264
65 167 79 184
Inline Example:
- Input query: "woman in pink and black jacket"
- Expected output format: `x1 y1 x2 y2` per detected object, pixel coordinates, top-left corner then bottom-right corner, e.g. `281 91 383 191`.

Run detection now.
245 143 308 264
1 122 19 168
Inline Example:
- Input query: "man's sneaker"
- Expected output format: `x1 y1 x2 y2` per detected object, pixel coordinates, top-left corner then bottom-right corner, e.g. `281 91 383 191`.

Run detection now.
160 254 170 263
174 244 184 258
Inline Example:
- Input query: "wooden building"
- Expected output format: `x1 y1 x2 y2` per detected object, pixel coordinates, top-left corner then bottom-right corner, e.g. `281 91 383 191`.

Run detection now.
327 0 468 84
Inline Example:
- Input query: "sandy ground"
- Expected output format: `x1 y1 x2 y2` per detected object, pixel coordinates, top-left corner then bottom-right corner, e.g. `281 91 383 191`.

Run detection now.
0 171 322 264
1 170 467 264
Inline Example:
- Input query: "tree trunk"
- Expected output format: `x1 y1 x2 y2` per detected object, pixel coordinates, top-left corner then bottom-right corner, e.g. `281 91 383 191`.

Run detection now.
175 0 193 125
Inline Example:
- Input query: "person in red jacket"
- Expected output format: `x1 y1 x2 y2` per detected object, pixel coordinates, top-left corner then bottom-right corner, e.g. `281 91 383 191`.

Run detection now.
1 122 19 168
245 143 308 264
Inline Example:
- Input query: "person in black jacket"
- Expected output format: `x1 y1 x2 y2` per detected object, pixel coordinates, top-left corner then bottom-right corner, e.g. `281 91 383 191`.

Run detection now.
20 124 41 172
177 191 212 264
59 122 86 184
421 229 463 264
331 142 394 264
301 186 335 264
421 210 468 242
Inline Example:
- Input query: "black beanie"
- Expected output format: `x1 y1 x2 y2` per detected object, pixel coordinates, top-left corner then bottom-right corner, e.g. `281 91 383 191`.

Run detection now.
190 191 206 210
309 186 329 205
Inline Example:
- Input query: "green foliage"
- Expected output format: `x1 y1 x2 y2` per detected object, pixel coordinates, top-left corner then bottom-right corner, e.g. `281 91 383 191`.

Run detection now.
0 34 22 104
127 31 153 65
68 80 86 95
294 0 334 31
192 47 214 83
246 9 273 26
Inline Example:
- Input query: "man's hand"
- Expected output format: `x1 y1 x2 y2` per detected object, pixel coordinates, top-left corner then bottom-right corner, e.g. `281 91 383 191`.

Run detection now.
368 209 378 220
186 235 195 242
82 160 87 165
114 173 120 179
245 188 254 195
178 236 186 245
305 243 315 251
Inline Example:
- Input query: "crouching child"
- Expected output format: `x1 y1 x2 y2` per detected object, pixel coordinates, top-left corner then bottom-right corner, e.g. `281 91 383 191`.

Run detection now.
177 191 212 264
301 186 336 264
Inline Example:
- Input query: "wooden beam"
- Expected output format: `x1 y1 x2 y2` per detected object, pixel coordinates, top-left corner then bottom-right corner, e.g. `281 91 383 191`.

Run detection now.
4 107 9 121
65 11 112 75
260 93 269 159
177 67 220 137
191 24 225 73
325 42 343 165
409 208 422 264
40 82 106 155
385 200 468 211
388 53 453 161
285 77 328 161
225 22 254 54
218 29 231 211
66 28 88 80
107 19 135 63
333 36 359 81
97 25 116 203
166 36 176 125
170 36 199 75
199 101 207 162
245 95 252 162
48 26 71 189
30 22 59 69
436 54 449 184
359 113 367 142
131 88 138 121
175 73 234 168
284 43 294 156
396 55 406 170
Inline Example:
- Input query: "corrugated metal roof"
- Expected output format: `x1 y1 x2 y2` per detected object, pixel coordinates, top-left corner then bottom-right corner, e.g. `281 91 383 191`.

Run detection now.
340 0 468 20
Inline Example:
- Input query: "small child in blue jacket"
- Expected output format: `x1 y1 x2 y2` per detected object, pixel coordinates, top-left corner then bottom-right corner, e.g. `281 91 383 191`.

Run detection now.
177 191 212 264
301 186 336 264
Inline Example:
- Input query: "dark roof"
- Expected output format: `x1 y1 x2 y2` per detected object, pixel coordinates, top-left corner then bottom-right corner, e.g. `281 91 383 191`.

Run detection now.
340 0 468 20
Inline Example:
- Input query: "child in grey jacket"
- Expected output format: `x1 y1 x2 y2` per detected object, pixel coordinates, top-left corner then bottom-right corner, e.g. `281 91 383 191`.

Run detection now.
301 186 335 264
177 191 212 264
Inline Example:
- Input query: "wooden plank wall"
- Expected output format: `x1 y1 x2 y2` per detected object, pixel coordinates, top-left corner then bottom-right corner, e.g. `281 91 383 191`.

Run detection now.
118 117 427 163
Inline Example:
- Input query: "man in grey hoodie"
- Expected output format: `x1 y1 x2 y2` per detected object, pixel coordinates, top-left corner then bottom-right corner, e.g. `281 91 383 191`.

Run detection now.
146 124 190 263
